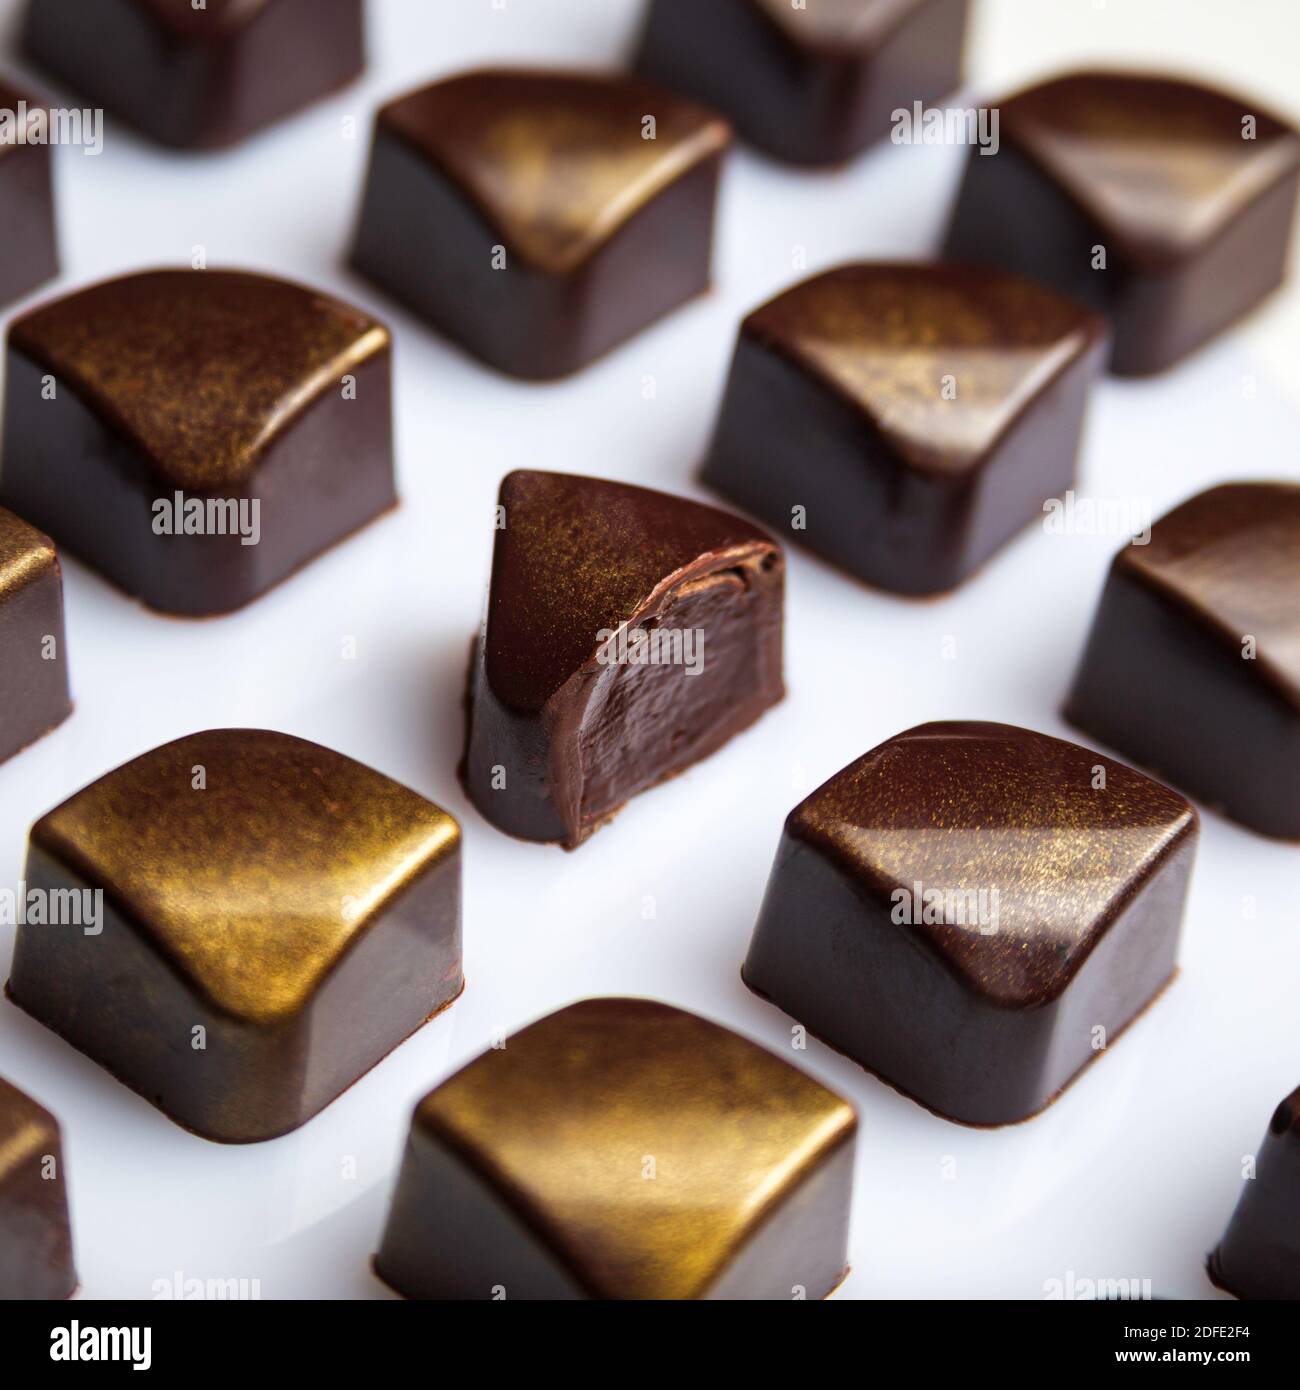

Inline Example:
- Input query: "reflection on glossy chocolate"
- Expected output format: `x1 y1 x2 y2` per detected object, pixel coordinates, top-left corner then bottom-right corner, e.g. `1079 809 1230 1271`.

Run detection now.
0 269 394 616
23 0 365 149
0 80 58 306
635 0 968 165
461 470 784 848
7 730 462 1144
1066 483 1300 840
944 71 1300 375
702 263 1106 595
0 1074 76 1300
0 508 71 766
351 69 731 378
1210 1086 1300 1299
375 998 856 1300
743 721 1198 1126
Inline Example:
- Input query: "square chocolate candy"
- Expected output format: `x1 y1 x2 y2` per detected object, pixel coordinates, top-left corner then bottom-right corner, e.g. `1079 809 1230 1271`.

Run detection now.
702 263 1106 594
743 722 1198 1126
944 71 1300 375
7 730 462 1143
351 69 731 379
1210 1086 1300 1300
0 81 58 306
461 470 784 847
1066 483 1300 840
0 507 71 766
0 1074 76 1300
23 0 365 149
375 998 856 1300
0 269 394 616
635 0 969 165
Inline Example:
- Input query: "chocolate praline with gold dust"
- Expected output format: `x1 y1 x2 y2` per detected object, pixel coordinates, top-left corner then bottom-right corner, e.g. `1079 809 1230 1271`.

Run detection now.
375 998 856 1300
0 507 71 766
1210 1085 1300 1299
743 721 1198 1126
23 0 365 150
0 77 58 306
1066 482 1300 840
635 0 969 166
702 262 1106 595
0 268 394 616
0 1074 77 1300
461 470 784 848
7 729 463 1144
944 70 1300 375
351 68 732 379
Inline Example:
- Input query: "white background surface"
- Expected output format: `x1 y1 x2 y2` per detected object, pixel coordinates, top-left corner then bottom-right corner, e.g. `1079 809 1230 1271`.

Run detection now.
0 0 1297 1301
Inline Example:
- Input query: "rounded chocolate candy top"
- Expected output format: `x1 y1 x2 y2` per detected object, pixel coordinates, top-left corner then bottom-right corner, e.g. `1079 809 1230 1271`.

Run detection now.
1115 482 1300 711
790 721 1196 1008
376 69 731 275
10 269 389 491
997 71 1300 267
742 262 1104 475
29 729 458 1024
0 505 59 601
11 729 463 1142
386 998 856 1300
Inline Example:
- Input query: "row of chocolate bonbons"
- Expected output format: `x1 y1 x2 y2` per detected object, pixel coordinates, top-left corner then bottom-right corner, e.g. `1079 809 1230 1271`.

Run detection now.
0 698 1296 1297
3 989 1296 1298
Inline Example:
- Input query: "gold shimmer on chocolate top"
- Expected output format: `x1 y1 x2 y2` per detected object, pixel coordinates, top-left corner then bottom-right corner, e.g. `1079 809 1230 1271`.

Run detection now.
0 1073 76 1300
794 721 1196 1007
999 71 1300 264
0 1076 59 1188
743 263 1104 475
9 269 389 491
377 69 731 275
389 999 855 1299
1117 483 1300 709
0 506 58 602
30 730 457 1023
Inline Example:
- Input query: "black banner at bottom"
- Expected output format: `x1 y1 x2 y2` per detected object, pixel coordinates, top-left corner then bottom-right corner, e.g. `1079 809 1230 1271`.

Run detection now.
3 1294 1281 1375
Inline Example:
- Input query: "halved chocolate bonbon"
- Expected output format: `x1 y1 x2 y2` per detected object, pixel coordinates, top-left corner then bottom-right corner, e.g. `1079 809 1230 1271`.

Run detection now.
461 470 784 848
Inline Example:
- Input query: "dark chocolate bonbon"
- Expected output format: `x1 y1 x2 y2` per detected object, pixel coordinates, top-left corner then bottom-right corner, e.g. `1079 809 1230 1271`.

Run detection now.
743 721 1198 1126
461 470 784 848
8 730 462 1143
375 998 856 1300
